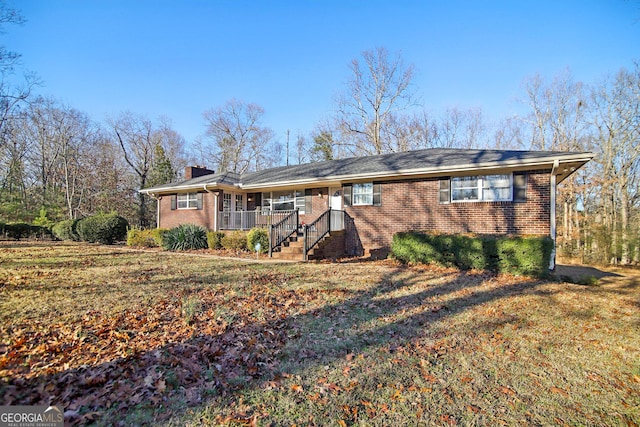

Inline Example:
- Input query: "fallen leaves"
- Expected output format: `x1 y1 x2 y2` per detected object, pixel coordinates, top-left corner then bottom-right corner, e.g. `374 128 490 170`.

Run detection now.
0 283 303 422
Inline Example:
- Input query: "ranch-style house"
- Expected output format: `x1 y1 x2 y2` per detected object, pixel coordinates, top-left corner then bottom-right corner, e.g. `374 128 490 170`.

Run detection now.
140 148 593 265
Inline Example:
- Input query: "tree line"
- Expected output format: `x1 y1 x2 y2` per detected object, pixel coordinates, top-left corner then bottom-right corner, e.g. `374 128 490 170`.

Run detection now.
1 5 637 265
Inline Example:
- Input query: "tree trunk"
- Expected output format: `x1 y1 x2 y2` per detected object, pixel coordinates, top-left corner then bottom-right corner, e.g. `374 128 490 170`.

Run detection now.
620 185 630 265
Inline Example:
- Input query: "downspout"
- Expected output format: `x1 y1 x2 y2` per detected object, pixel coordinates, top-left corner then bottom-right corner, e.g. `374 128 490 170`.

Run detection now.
203 185 218 231
147 193 161 228
550 160 559 271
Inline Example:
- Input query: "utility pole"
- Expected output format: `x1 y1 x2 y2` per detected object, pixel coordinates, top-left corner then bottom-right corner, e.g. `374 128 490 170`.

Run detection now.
286 129 290 166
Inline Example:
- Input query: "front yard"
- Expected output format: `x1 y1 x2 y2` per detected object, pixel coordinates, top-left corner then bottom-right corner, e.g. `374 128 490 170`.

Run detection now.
0 242 638 426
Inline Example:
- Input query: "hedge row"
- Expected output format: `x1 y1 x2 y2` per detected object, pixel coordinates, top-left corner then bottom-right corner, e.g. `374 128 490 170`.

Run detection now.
127 225 270 254
391 232 554 278
0 223 53 240
51 213 128 244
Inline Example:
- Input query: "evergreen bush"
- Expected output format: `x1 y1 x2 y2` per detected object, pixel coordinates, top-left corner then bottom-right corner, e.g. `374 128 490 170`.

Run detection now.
1 223 52 240
76 213 128 244
221 230 248 251
206 231 225 250
52 219 81 241
162 224 208 251
247 227 269 254
391 232 553 278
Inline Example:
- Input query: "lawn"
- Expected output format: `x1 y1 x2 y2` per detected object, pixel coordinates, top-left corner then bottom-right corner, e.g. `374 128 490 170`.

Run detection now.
0 241 638 426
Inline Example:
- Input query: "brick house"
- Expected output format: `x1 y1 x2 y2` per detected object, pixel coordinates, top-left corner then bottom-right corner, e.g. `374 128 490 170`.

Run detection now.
140 148 592 264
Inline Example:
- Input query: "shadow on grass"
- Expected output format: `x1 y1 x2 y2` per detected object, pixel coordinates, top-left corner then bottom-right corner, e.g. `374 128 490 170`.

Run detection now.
0 258 634 425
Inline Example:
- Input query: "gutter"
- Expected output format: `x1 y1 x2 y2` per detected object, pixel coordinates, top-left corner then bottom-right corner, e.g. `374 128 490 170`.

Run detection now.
146 192 161 228
202 185 219 231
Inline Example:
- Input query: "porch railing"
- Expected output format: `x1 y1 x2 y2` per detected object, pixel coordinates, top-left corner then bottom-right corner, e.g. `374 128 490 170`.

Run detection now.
219 209 297 230
268 210 299 257
303 208 345 261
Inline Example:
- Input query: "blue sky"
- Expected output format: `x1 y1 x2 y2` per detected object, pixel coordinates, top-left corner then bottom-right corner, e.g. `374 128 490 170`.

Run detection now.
5 0 640 148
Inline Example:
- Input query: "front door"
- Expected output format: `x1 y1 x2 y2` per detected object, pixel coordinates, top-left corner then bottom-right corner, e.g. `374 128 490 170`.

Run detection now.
329 187 344 231
329 187 342 210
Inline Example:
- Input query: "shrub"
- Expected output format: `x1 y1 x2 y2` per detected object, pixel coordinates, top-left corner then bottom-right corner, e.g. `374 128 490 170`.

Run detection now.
126 228 159 247
247 227 269 253
1 223 52 240
391 232 553 278
162 224 208 251
52 219 81 241
151 228 169 247
4 223 33 239
221 230 248 251
76 213 128 244
206 231 225 250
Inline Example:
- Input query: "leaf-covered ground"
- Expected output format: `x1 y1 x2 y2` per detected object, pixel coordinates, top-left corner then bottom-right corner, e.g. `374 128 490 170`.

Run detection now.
0 241 638 426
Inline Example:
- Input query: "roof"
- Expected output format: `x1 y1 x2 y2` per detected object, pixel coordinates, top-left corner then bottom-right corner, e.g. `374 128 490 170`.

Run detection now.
140 148 594 195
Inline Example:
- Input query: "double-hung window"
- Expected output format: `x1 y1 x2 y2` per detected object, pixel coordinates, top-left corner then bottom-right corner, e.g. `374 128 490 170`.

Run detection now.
445 174 515 202
261 190 311 214
352 183 374 205
343 183 382 206
177 192 199 209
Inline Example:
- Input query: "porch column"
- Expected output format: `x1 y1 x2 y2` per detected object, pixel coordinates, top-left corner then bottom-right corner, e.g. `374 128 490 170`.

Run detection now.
549 160 558 271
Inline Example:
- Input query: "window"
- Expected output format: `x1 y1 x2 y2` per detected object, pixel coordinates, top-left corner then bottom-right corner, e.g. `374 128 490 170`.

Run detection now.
223 193 232 212
177 192 199 209
447 174 513 202
235 194 243 211
451 176 479 201
482 174 511 201
353 183 373 205
262 190 308 213
343 183 382 206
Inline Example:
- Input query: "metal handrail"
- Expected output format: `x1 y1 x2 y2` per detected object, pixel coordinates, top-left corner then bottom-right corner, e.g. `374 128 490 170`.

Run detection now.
304 208 341 261
268 209 299 257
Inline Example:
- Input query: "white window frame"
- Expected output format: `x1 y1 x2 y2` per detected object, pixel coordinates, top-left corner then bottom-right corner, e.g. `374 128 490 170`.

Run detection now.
451 174 513 202
261 190 306 213
222 193 232 212
177 192 199 209
352 183 374 206
235 194 243 211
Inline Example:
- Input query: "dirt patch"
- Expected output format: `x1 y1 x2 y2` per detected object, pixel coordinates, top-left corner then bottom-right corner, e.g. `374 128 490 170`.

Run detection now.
554 263 639 288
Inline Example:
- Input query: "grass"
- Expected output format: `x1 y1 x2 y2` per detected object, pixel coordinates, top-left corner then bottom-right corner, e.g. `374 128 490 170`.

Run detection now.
1 241 639 426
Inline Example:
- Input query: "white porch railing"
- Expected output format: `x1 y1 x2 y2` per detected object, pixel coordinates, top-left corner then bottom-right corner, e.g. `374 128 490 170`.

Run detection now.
218 210 298 230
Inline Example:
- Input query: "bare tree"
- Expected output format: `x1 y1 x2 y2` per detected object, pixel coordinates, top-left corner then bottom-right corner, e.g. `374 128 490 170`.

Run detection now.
590 64 640 265
0 1 38 140
335 47 417 155
109 112 157 227
203 99 276 173
434 106 487 149
520 70 591 258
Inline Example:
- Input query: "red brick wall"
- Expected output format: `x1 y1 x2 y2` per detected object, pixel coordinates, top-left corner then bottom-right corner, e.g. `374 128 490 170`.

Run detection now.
158 192 216 230
343 170 551 257
300 187 329 224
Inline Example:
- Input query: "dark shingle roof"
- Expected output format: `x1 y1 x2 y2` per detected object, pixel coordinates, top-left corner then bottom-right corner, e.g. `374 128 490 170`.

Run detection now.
142 171 240 192
141 148 593 193
241 148 584 185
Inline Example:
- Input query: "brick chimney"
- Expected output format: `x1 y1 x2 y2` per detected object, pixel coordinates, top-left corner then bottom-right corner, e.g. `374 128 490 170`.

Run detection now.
185 166 215 180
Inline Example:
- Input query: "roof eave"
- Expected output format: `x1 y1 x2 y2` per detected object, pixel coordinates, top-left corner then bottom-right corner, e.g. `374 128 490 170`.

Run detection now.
241 153 595 190
139 181 240 195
